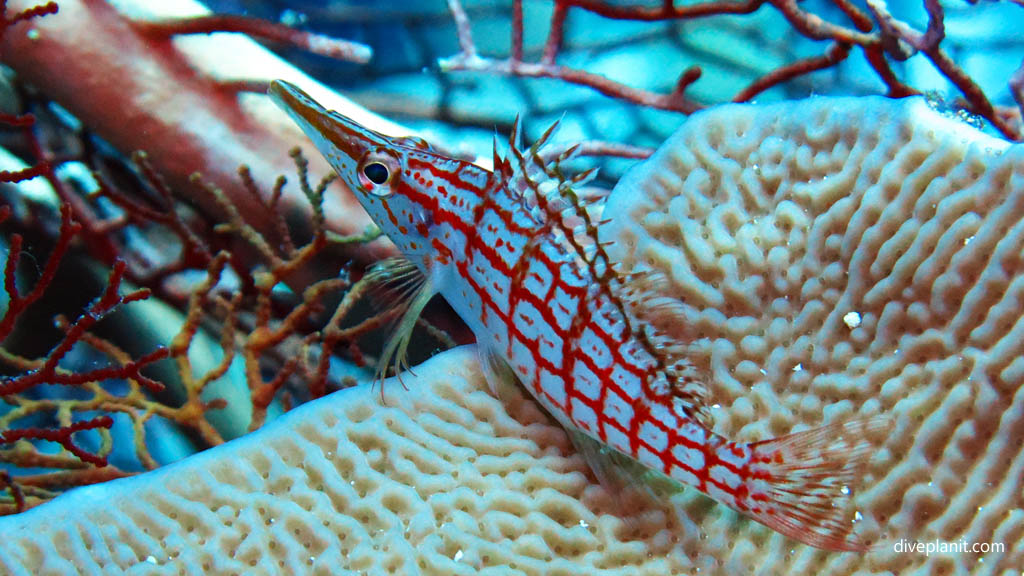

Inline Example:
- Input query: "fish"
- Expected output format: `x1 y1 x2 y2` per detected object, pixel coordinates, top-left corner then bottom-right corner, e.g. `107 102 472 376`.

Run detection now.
269 79 887 552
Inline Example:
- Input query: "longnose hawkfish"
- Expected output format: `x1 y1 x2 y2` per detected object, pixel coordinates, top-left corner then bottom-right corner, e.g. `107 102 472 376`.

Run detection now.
269 80 887 552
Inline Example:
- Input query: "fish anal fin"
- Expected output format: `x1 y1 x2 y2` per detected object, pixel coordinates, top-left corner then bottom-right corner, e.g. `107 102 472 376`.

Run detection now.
739 415 891 552
476 345 521 404
566 429 682 536
476 346 677 534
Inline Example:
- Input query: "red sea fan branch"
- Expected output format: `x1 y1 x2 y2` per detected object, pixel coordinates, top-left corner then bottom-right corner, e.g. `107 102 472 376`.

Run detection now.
0 162 50 183
1 416 115 467
0 0 393 276
0 1 433 510
0 203 80 340
0 0 56 36
441 0 1022 141
0 255 170 397
0 471 26 513
135 14 372 64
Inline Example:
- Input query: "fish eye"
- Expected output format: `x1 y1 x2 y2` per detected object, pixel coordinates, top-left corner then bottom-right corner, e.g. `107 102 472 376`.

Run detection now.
363 162 389 185
357 150 400 196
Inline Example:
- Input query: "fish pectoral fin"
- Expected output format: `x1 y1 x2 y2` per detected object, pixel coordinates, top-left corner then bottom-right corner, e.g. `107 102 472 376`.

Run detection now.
356 257 434 384
376 274 434 384
361 257 426 312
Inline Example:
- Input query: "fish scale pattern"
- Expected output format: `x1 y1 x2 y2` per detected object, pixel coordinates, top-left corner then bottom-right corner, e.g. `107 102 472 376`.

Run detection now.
601 95 1024 574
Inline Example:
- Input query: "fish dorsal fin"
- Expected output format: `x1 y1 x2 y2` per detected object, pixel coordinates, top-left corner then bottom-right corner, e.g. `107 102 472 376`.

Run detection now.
498 116 598 206
618 270 715 425
360 257 434 391
491 131 515 184
503 127 716 424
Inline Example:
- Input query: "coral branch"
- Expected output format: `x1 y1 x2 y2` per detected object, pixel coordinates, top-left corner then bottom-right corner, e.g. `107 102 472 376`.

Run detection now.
446 0 477 60
564 0 763 20
0 162 51 183
463 57 702 113
0 0 429 514
90 151 216 284
541 1 567 65
831 0 874 32
0 0 57 33
0 471 25 513
734 42 852 102
1 416 115 467
868 0 944 55
440 0 1022 141
0 259 168 396
135 14 372 63
0 111 36 127
0 0 394 273
0 203 80 340
511 0 523 62
769 0 873 44
542 140 654 162
441 0 703 114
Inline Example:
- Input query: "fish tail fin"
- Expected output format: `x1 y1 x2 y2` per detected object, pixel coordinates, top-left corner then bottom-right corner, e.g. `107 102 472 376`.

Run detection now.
737 415 889 551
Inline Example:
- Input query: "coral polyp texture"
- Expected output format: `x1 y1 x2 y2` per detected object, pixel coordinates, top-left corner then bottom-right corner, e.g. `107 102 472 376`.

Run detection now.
602 95 1024 573
0 347 703 576
0 96 1022 575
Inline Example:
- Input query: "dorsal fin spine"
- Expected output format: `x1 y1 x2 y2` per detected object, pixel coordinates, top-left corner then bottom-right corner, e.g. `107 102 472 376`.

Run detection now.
506 126 688 399
492 118 711 412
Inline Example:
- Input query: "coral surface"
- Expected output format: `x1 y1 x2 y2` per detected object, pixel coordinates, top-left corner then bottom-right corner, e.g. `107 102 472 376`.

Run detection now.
602 94 1024 573
0 346 706 576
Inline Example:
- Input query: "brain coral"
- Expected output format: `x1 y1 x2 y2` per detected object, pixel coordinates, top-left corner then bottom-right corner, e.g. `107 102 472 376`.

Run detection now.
0 96 1022 575
0 346 716 576
602 95 1024 574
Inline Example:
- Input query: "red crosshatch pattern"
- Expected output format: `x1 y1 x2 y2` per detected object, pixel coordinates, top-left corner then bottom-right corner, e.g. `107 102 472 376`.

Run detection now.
270 79 885 552
385 137 764 520
404 168 745 500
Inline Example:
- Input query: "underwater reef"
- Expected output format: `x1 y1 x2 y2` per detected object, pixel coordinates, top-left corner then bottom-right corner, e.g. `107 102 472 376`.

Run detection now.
1 0 1023 575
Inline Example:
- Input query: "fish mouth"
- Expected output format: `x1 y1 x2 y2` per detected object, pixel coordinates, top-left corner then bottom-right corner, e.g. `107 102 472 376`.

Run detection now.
268 80 389 163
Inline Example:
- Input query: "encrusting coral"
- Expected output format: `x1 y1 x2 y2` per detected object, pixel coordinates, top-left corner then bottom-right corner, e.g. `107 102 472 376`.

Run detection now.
1 95 1022 575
